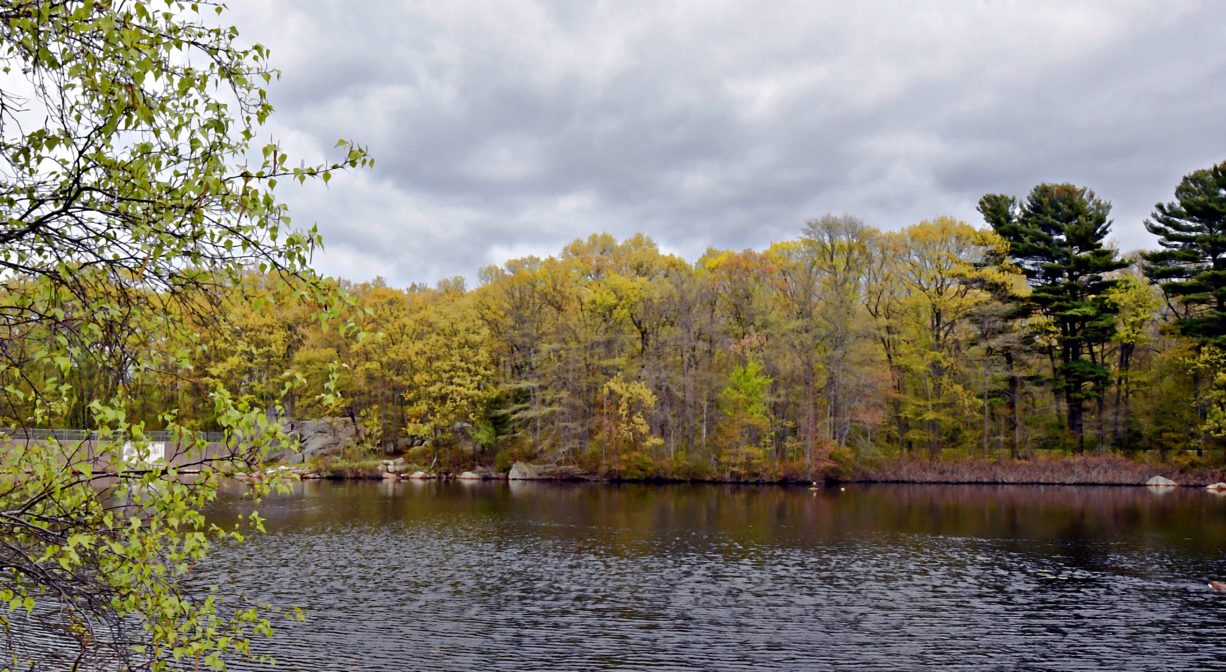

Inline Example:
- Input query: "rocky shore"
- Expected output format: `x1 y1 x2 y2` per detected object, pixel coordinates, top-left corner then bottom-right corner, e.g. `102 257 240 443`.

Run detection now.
234 456 1226 490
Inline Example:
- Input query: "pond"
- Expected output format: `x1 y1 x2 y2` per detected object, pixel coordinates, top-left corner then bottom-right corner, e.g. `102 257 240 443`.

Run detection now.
191 480 1226 671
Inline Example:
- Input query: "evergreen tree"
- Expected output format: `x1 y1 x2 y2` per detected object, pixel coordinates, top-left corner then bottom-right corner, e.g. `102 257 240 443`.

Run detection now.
978 184 1126 452
1142 160 1226 346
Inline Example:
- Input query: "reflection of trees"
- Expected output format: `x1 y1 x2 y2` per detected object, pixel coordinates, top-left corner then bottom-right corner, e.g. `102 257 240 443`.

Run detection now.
208 483 1226 561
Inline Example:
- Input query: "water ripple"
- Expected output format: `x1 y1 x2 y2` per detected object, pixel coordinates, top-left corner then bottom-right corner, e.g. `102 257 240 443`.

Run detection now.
26 483 1226 670
187 483 1226 671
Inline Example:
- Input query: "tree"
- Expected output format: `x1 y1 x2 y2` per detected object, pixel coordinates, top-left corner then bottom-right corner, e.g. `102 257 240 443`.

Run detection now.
864 231 911 452
767 239 825 465
1104 270 1161 450
1143 160 1226 346
601 373 662 478
346 279 426 451
0 2 366 669
894 217 1002 457
966 245 1031 459
800 215 874 449
715 360 772 478
403 290 496 470
1143 160 1226 455
978 184 1126 452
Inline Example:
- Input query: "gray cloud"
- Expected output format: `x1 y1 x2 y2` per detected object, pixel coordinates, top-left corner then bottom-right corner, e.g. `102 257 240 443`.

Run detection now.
228 0 1226 286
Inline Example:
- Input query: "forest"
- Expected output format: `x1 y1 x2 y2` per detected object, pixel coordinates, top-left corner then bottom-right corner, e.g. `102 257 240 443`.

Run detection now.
5 163 1226 482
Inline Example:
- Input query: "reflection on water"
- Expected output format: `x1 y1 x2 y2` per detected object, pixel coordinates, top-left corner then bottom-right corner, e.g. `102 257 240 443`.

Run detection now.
156 483 1226 669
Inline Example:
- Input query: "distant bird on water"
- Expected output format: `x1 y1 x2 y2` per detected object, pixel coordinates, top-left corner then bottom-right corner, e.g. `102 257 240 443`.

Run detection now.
1209 580 1226 592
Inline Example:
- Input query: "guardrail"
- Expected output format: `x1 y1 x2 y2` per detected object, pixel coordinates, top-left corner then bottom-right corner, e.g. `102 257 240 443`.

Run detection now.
0 428 228 443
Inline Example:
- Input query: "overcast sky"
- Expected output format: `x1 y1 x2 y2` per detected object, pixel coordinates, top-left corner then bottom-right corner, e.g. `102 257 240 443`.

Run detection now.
228 1 1226 287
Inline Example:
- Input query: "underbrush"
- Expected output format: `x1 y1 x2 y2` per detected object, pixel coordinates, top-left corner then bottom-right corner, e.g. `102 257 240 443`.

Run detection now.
310 457 385 479
847 453 1226 486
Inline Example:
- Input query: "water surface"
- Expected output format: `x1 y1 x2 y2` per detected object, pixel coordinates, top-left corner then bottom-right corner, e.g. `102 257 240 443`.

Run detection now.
199 481 1226 671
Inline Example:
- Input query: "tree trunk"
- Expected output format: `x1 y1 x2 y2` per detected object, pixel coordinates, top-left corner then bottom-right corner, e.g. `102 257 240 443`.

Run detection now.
1193 366 1205 458
803 364 817 466
1095 392 1106 455
1049 349 1063 426
1119 346 1133 451
1005 350 1020 460
927 372 941 460
1067 395 1085 454
982 360 990 456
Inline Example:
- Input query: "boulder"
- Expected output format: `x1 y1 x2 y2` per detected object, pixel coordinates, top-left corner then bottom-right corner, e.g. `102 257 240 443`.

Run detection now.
473 465 496 479
407 470 433 480
1146 475 1178 487
1207 482 1226 493
381 457 409 474
262 417 356 464
290 417 358 463
457 471 482 480
508 462 539 480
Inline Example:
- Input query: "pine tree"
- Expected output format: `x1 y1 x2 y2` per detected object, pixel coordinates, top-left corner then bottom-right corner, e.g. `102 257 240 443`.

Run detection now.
1142 160 1226 346
978 184 1126 452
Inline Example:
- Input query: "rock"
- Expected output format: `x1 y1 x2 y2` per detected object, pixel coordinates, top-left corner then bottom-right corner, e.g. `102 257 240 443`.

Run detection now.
507 462 588 481
457 471 482 480
266 465 303 476
1146 475 1178 487
407 470 432 480
382 471 400 481
274 417 358 463
1207 482 1226 493
472 465 496 479
381 457 409 474
508 462 539 480
298 417 358 460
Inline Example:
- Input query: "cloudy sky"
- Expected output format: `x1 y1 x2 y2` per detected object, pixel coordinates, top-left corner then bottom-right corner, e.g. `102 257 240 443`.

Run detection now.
228 1 1226 287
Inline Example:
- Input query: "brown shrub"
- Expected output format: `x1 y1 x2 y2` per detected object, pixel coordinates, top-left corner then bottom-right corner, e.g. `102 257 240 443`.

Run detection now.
847 454 1226 486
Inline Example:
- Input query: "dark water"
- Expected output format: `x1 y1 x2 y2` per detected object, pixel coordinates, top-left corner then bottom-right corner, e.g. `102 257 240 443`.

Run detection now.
196 481 1226 671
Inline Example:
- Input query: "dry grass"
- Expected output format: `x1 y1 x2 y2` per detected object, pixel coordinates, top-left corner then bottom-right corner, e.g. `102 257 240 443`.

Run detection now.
846 454 1226 486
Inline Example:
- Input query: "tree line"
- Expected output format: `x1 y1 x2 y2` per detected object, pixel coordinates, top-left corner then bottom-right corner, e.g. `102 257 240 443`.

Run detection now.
7 163 1226 479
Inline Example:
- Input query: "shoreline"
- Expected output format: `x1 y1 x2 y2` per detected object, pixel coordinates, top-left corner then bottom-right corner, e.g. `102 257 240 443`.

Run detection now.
264 469 1226 489
299 476 1224 488
254 453 1226 489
